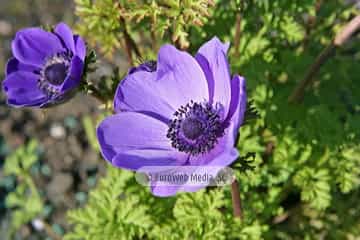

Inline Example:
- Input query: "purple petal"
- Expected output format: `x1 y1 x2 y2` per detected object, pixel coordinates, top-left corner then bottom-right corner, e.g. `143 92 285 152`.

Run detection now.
189 123 236 166
200 147 238 167
74 35 86 61
222 42 231 53
97 112 176 163
150 124 238 197
181 124 238 194
228 75 247 132
39 88 77 108
225 75 240 124
195 54 215 101
151 184 182 197
114 69 175 120
148 166 198 196
151 185 181 197
61 56 83 92
151 143 238 196
6 58 39 76
115 45 210 119
112 149 187 171
54 22 75 53
181 147 238 193
3 71 47 107
195 37 232 118
12 28 64 67
149 165 188 197
156 44 209 110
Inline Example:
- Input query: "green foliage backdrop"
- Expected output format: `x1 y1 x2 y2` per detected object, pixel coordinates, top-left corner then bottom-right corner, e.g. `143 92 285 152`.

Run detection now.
63 0 360 239
1 0 359 239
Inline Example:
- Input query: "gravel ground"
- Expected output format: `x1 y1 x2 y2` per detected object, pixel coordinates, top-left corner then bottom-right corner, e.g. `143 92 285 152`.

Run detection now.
0 93 108 238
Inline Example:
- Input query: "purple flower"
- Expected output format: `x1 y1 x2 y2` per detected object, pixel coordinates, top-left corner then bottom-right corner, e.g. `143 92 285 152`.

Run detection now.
2 23 86 107
97 37 247 197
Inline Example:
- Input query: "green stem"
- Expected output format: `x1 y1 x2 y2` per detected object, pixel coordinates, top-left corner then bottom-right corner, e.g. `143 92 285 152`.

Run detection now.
24 175 41 201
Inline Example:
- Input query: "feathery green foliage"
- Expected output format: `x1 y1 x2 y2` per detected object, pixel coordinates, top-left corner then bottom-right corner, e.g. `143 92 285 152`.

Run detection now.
65 168 152 240
65 167 268 240
1 140 43 238
75 0 215 56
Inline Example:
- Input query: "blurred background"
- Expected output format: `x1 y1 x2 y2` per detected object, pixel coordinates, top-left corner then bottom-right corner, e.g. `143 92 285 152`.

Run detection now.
0 0 360 239
0 1 108 238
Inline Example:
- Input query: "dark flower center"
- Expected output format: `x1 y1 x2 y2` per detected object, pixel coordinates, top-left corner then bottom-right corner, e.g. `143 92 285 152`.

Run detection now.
38 52 72 97
167 101 224 155
181 118 204 140
44 63 67 85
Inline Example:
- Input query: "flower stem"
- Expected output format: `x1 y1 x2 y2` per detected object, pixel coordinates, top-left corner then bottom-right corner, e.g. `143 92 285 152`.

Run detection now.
288 15 360 103
233 13 242 57
288 44 335 103
120 16 141 65
231 179 243 219
302 0 323 48
115 2 141 65
151 27 158 51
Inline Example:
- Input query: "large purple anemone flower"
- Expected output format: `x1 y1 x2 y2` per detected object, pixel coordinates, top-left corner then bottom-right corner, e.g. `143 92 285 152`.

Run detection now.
2 22 86 107
97 37 247 197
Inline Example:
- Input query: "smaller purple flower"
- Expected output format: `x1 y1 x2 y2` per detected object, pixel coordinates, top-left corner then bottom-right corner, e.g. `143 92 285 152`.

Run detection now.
97 37 247 197
2 22 86 107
